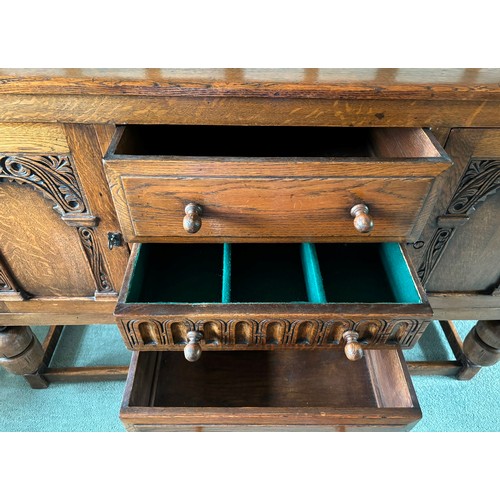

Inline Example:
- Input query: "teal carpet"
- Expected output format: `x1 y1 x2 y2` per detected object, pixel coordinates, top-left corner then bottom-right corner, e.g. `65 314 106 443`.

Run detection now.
0 321 499 431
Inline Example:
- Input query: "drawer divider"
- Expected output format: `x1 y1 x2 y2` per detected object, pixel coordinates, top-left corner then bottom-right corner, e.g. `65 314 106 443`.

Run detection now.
300 243 326 304
222 243 232 303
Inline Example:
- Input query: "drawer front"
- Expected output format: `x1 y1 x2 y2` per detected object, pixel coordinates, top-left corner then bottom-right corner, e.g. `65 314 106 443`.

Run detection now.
120 349 421 431
118 315 430 353
115 242 432 354
114 175 433 242
104 126 452 243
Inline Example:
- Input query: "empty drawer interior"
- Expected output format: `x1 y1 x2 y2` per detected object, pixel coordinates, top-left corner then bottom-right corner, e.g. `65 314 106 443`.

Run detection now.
125 242 422 305
111 125 441 159
126 349 418 412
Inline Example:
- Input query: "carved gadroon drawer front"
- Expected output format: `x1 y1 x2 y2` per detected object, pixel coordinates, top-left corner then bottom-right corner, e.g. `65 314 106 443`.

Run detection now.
104 126 452 243
115 242 431 361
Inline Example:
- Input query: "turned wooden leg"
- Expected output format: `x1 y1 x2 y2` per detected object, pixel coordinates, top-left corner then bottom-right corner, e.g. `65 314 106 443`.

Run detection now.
457 321 500 381
0 326 48 388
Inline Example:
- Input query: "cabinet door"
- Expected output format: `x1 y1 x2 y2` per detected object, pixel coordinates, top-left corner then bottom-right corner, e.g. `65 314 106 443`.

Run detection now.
0 124 129 314
0 179 97 298
408 128 500 317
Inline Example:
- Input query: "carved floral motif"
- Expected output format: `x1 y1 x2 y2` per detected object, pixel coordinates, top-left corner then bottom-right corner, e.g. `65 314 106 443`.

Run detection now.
0 155 88 217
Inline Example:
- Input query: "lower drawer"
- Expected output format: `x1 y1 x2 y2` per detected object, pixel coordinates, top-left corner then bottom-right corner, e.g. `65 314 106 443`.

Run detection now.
120 348 421 431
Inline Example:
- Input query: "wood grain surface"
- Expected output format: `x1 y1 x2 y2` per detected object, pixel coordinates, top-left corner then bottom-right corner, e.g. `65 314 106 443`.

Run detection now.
428 294 500 320
429 188 500 292
0 298 117 325
64 124 129 295
1 95 500 128
0 123 69 153
0 182 96 297
116 175 435 242
0 68 498 100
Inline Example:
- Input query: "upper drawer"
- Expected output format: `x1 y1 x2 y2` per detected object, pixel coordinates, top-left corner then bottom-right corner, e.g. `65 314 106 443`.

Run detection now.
104 126 452 243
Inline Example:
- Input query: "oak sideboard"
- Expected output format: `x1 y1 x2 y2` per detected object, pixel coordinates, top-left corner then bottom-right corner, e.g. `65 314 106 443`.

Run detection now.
0 69 499 431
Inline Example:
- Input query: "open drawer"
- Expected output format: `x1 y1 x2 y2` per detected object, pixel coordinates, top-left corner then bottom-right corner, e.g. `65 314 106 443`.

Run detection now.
120 348 421 431
115 242 432 359
104 126 452 243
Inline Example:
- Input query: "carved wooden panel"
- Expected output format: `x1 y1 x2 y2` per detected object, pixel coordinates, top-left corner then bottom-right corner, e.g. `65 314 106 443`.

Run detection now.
77 227 114 295
0 182 96 297
417 158 500 286
416 228 453 285
0 151 119 299
0 155 91 221
427 191 500 293
118 317 429 351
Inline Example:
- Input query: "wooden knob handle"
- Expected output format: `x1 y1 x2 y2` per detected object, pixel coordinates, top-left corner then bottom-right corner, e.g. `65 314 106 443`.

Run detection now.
183 203 203 234
343 330 364 361
350 204 374 234
184 331 203 362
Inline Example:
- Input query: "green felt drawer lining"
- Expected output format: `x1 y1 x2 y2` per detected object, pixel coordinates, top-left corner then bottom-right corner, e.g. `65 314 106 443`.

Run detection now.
126 242 421 305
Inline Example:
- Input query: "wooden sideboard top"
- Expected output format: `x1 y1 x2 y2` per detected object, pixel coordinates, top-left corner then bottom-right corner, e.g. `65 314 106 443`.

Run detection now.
1 68 500 127
0 68 499 101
